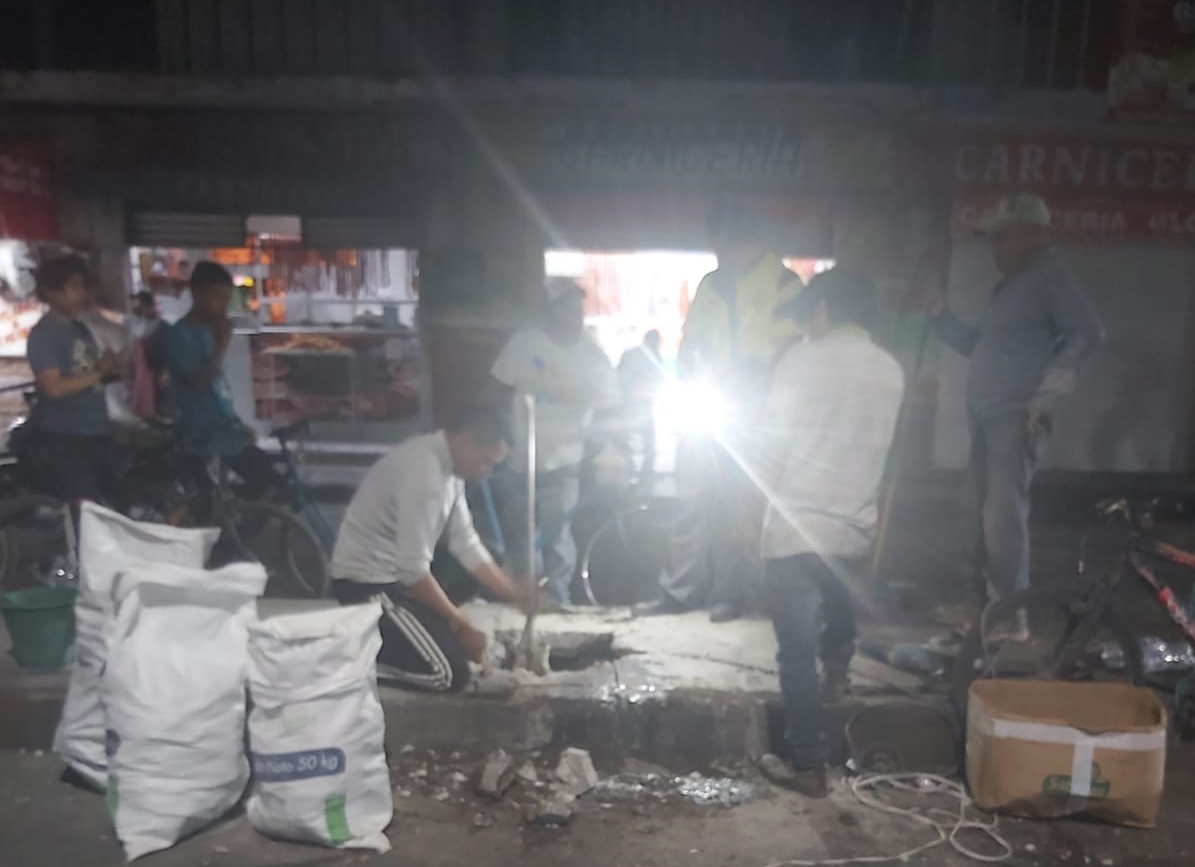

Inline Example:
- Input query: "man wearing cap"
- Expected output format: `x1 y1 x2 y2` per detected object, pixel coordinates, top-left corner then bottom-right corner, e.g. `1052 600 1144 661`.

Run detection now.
635 203 804 623
932 193 1103 638
491 276 618 605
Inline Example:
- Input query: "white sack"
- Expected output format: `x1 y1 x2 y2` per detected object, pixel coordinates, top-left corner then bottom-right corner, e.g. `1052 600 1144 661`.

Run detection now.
103 561 267 861
246 603 391 852
54 502 219 789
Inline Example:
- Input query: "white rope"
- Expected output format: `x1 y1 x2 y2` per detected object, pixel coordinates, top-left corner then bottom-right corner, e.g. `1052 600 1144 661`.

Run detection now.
763 773 1013 866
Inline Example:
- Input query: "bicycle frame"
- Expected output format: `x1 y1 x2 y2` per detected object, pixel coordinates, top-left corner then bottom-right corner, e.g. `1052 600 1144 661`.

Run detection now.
1102 499 1195 646
271 431 336 553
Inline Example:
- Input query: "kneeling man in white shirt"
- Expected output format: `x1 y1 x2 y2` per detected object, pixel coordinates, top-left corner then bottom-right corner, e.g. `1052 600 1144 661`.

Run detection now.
332 407 527 692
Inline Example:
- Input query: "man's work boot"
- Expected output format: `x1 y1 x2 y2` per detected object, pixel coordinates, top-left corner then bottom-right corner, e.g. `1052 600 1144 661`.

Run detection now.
709 602 742 623
632 595 687 617
758 754 829 799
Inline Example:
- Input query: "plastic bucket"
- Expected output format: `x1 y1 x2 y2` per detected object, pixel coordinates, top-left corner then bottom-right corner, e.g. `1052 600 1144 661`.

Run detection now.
0 585 78 671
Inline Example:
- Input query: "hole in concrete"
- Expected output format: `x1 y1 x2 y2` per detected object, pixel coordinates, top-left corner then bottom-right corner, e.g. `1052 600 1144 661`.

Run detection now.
496 630 631 672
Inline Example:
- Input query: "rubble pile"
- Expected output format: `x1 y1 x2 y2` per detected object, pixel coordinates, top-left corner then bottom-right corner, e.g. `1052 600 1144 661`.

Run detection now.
389 746 759 831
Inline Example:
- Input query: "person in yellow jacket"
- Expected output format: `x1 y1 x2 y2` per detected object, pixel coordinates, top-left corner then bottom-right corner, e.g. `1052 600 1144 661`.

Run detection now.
636 203 806 623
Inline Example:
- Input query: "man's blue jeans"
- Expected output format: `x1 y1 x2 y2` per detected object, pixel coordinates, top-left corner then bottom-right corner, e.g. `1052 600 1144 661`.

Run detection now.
763 553 858 770
963 409 1044 603
494 467 580 605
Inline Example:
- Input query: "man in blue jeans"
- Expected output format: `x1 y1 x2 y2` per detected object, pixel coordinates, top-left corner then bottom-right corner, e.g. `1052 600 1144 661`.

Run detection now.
932 193 1103 638
756 270 904 798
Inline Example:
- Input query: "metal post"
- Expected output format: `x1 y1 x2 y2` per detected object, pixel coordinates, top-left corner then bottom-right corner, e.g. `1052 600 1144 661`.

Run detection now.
517 394 538 666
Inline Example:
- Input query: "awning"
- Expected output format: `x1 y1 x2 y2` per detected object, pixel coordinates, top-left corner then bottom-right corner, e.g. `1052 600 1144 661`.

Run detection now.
0 138 57 241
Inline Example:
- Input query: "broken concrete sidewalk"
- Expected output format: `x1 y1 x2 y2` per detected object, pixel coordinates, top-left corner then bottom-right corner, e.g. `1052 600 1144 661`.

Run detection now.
0 603 943 772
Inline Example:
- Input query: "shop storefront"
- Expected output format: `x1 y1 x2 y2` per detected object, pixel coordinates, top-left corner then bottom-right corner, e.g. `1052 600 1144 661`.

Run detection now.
125 222 424 447
0 137 60 426
57 109 440 448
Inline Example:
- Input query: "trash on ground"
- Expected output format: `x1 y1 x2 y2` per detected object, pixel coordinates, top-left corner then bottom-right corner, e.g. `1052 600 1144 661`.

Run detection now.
245 603 392 853
554 747 599 796
675 772 758 807
594 770 759 807
1100 637 1195 673
885 642 948 676
472 811 495 829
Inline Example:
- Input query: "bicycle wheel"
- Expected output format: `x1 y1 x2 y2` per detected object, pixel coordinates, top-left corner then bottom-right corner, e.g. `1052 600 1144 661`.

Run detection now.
950 586 1143 716
580 499 670 606
216 500 330 599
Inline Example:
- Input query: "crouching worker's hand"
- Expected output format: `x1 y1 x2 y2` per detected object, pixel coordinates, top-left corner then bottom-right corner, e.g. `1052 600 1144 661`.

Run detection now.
453 617 488 664
472 561 536 615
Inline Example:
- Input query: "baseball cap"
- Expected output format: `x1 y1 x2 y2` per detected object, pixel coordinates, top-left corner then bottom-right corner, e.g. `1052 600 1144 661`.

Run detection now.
546 276 585 304
975 193 1052 233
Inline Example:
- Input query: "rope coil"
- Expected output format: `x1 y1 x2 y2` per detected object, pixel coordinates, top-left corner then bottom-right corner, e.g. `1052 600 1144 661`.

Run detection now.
764 773 1013 866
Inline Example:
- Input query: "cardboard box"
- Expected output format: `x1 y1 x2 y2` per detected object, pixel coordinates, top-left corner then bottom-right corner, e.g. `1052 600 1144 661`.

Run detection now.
966 679 1167 828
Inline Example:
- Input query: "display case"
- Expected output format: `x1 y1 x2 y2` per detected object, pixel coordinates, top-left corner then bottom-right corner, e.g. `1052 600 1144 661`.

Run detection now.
245 323 423 444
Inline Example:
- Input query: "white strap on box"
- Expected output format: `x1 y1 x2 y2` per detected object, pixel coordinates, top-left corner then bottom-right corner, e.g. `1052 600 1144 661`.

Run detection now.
991 719 1164 797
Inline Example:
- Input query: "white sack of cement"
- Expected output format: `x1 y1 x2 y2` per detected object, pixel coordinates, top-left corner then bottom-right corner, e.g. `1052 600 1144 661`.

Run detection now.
103 562 266 861
246 604 392 853
53 502 219 790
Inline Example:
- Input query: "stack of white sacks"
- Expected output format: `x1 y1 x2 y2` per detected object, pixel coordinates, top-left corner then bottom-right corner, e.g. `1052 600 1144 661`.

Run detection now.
53 502 393 861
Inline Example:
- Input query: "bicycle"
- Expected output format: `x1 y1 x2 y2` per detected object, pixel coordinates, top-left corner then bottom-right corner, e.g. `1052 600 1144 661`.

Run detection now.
268 418 337 553
951 497 1195 720
0 417 331 599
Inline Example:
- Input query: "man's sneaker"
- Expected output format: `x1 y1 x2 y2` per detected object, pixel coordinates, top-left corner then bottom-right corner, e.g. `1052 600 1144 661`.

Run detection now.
758 754 829 799
986 609 1030 644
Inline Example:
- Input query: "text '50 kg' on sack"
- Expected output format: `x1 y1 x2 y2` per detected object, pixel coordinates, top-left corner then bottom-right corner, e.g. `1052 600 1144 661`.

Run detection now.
54 502 219 790
247 603 392 853
103 562 267 861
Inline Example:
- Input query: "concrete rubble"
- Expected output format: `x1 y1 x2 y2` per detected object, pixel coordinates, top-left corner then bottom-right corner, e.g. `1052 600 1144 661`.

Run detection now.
525 791 576 827
516 761 538 784
553 747 599 797
477 749 517 797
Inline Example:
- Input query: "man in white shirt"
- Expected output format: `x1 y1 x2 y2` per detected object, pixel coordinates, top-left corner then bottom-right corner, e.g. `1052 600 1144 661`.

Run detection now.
331 407 527 693
490 277 618 604
125 291 162 341
755 270 905 798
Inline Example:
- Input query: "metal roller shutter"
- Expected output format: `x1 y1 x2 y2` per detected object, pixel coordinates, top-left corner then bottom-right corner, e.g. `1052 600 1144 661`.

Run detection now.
302 217 414 250
128 212 246 247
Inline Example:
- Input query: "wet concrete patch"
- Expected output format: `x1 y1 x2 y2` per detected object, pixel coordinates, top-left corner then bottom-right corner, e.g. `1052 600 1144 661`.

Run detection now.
494 629 632 673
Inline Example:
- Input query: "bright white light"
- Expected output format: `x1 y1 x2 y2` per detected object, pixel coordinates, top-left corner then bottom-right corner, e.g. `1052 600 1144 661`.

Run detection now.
654 379 726 438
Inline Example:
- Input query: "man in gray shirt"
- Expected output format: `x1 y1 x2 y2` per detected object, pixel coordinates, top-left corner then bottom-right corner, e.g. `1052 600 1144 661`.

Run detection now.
933 193 1103 638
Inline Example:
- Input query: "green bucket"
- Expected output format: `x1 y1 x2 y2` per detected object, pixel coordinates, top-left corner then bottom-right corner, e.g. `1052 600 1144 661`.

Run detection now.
0 585 78 671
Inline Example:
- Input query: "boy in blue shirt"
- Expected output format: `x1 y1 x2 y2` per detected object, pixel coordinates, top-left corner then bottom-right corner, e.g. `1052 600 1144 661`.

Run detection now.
161 261 281 500
25 255 124 504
